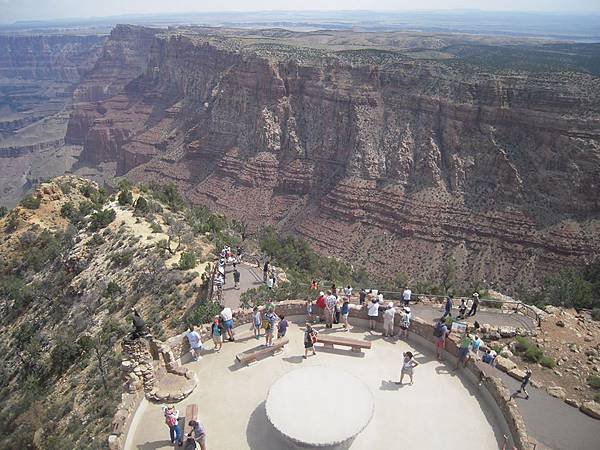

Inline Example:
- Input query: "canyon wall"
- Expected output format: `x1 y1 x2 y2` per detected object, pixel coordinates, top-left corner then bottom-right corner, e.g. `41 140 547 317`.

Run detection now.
66 28 600 288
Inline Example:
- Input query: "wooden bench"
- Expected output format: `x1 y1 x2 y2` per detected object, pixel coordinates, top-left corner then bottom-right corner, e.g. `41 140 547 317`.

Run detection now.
183 403 198 437
236 337 289 365
316 335 371 353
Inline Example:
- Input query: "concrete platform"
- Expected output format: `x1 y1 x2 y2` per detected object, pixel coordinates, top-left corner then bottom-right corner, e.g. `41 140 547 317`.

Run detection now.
125 317 509 450
266 366 374 447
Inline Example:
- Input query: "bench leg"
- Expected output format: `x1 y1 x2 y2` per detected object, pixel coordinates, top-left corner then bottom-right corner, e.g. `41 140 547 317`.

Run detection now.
323 343 334 349
351 347 362 353
272 348 284 356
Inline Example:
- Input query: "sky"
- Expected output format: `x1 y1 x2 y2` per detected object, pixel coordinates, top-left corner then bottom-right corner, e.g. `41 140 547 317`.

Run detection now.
1 0 599 22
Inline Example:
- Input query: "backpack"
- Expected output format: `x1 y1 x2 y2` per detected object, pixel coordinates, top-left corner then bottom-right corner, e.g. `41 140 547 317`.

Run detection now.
165 413 177 427
433 322 444 338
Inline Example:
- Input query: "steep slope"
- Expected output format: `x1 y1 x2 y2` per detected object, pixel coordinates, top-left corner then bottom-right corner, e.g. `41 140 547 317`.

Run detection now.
65 27 600 289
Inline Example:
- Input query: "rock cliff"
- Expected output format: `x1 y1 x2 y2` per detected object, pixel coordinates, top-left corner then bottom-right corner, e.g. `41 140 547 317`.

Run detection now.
59 27 600 287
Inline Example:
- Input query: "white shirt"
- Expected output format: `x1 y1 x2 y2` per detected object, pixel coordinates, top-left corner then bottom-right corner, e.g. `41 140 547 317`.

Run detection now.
377 293 384 303
326 295 337 310
344 287 353 296
402 289 412 301
267 277 274 288
221 307 233 321
368 300 381 317
186 330 202 349
384 307 396 321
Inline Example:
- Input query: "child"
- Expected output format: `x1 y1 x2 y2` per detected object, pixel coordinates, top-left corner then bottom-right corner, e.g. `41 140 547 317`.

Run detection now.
397 351 419 385
277 315 289 338
303 323 318 358
400 307 411 338
516 367 533 399
457 298 467 319
264 308 277 347
305 298 314 323
252 307 261 340
162 404 182 445
211 316 224 352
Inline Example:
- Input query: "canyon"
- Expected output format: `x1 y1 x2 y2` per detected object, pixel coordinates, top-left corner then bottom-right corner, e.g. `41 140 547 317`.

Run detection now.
4 24 600 288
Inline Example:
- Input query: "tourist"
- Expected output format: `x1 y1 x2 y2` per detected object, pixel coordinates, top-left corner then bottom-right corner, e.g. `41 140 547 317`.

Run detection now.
220 307 235 342
252 306 261 340
482 349 495 365
383 302 396 337
454 333 473 370
397 351 419 385
400 306 411 339
303 323 318 358
310 279 318 290
467 292 480 317
187 419 207 450
277 315 289 338
305 298 314 323
402 286 412 306
516 367 533 399
271 272 277 288
264 308 277 347
471 335 482 358
441 294 453 320
316 291 326 322
233 268 240 289
162 404 182 445
457 298 467 319
263 261 270 282
359 288 367 305
433 320 449 361
331 283 337 297
211 316 224 352
334 296 341 324
367 294 381 331
267 275 274 289
344 285 353 301
325 290 337 328
130 307 147 339
340 295 350 331
377 291 384 304
186 326 203 361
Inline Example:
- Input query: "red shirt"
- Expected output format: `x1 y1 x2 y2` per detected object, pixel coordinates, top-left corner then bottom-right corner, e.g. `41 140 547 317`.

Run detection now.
316 295 326 309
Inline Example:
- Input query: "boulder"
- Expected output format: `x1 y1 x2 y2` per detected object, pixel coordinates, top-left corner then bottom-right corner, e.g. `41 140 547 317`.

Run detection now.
495 356 517 373
544 305 560 315
484 331 501 341
500 348 514 358
565 398 581 408
499 327 517 338
508 368 526 381
580 401 600 420
555 320 565 327
547 386 567 399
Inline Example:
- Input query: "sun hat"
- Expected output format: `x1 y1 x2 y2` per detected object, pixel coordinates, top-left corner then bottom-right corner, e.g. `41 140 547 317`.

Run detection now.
388 302 394 308
473 292 480 297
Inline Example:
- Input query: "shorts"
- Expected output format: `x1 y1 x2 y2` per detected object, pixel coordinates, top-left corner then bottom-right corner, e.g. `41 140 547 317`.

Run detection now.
213 335 222 344
304 341 314 349
253 323 261 329
458 347 469 359
224 319 233 330
401 367 413 375
435 338 445 349
192 346 202 352
342 313 349 319
278 330 287 337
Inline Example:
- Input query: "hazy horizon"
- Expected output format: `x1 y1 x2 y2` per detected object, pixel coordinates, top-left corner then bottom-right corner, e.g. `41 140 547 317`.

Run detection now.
1 1 600 23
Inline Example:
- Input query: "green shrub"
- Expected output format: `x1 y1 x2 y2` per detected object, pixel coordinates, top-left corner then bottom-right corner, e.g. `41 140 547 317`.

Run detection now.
178 251 197 270
103 281 122 298
149 220 162 233
117 190 133 206
540 356 556 369
595 393 600 402
187 300 221 325
134 196 149 215
21 195 41 210
149 182 185 210
89 208 116 231
588 375 600 389
110 250 134 268
0 206 7 218
4 210 19 232
592 308 600 321
514 336 533 353
524 346 543 363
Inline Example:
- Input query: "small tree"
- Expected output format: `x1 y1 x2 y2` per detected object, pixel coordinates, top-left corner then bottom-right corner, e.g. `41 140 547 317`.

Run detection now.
21 194 41 210
158 220 191 255
89 208 116 231
117 189 133 206
178 251 197 270
134 196 149 215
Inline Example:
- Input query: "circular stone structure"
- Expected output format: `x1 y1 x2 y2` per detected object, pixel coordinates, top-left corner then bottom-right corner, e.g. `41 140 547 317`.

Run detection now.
265 366 374 447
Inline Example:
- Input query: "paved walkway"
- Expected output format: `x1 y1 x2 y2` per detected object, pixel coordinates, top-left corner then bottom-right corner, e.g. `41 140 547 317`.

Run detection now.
220 264 263 309
125 320 508 450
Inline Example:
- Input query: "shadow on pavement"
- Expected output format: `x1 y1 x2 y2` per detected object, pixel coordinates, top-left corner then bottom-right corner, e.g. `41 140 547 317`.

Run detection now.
282 355 304 364
380 379 406 391
136 439 172 450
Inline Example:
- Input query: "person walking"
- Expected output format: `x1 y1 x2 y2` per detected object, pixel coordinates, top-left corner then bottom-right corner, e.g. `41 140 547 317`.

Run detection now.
263 261 270 283
233 268 240 290
186 419 207 450
264 308 277 347
396 351 419 385
441 294 453 320
467 292 480 317
325 290 337 328
340 295 350 331
402 287 412 307
454 333 473 370
368 294 381 330
471 335 482 358
211 317 224 352
303 323 318 358
267 275 274 290
400 306 411 339
434 320 449 361
457 298 467 319
163 405 183 445
220 307 235 342
383 302 396 337
516 367 533 399
186 326 203 361
252 306 261 340
359 288 367 305
277 315 289 339
305 298 314 323
344 285 353 301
